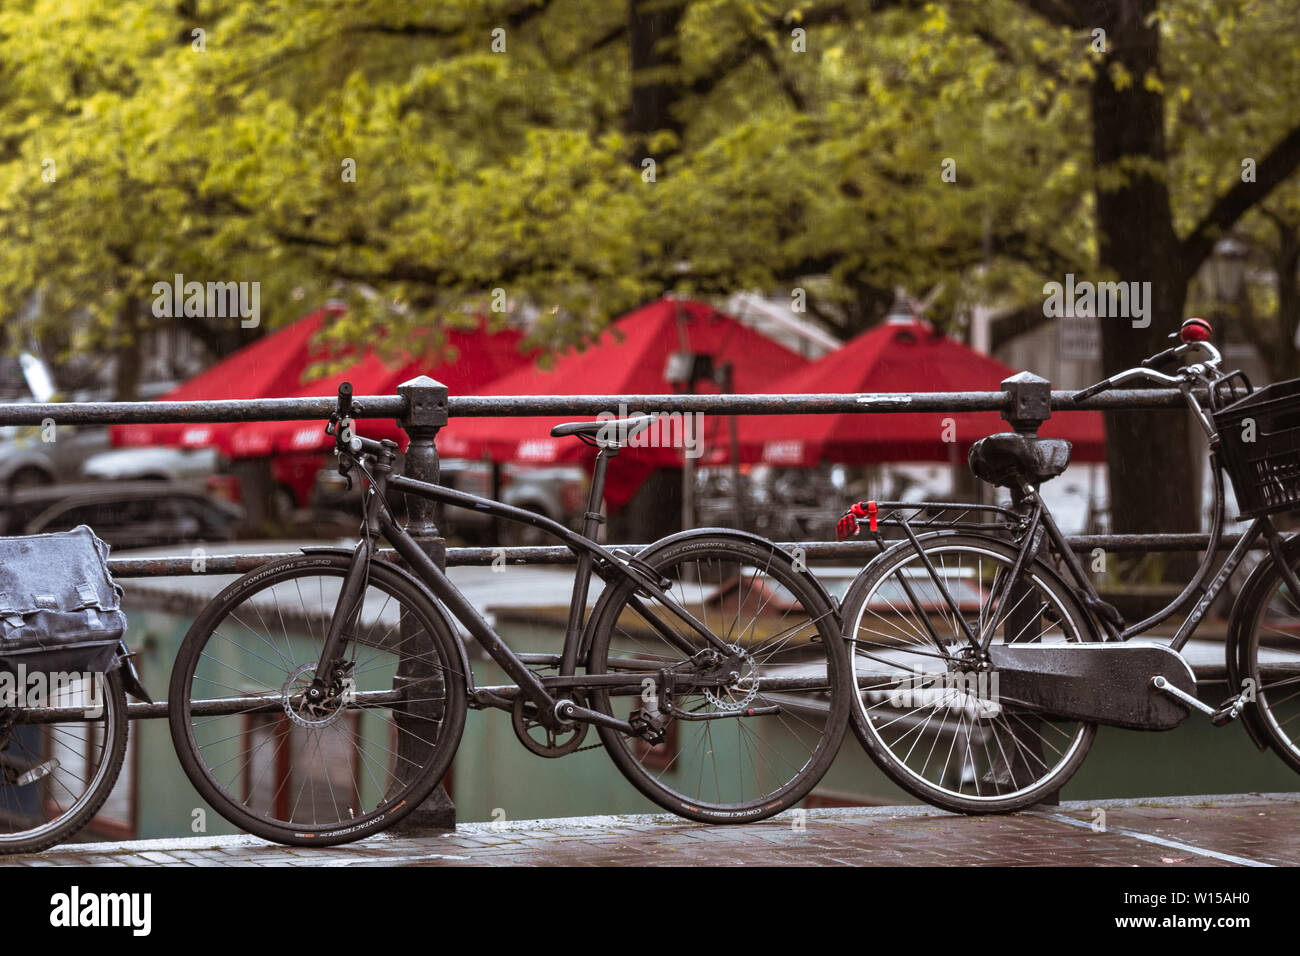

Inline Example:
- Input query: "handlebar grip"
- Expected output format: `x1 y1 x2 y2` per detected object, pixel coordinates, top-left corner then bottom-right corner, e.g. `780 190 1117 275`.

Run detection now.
1072 379 1111 402
1141 346 1180 370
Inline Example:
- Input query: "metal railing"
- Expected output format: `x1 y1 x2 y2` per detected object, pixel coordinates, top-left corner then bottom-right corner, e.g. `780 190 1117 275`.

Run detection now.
0 374 1231 577
0 373 1220 824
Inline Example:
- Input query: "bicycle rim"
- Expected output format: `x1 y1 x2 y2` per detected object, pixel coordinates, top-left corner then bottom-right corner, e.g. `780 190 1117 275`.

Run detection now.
0 669 127 853
1243 563 1300 770
845 534 1095 812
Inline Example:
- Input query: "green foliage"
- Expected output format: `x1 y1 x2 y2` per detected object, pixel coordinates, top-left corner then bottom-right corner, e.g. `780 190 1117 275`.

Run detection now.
1 0 1298 373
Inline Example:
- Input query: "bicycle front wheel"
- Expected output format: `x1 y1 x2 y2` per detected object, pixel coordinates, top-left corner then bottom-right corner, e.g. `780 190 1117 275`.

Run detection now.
1236 548 1300 773
168 553 467 847
586 534 850 823
1 669 128 854
843 532 1096 814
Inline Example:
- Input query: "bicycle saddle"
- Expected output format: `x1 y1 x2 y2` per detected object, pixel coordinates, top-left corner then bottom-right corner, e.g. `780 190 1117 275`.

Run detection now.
550 414 657 446
968 432 1072 488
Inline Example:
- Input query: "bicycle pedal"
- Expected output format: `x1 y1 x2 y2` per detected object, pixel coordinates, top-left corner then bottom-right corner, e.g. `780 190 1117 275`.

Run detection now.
1211 696 1247 726
629 707 668 745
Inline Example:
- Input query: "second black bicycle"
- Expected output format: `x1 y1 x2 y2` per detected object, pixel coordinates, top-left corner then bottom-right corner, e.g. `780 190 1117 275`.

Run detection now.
167 386 851 845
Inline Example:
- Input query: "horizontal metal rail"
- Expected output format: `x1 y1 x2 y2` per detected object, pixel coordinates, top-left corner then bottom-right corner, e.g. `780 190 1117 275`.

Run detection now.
105 533 1268 579
0 388 1189 427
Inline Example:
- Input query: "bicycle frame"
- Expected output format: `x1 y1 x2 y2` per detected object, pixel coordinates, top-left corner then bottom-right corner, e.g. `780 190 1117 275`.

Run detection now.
936 377 1300 656
989 474 1280 653
307 445 750 730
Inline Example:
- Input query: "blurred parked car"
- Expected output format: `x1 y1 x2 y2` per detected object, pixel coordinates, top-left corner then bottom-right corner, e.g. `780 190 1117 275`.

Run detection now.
81 445 220 483
0 481 244 550
312 457 586 544
0 424 112 490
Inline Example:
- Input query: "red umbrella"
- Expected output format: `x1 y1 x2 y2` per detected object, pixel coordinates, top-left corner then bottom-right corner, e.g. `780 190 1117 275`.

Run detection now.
733 319 1105 466
437 298 811 510
110 307 339 451
227 322 533 457
438 298 809 461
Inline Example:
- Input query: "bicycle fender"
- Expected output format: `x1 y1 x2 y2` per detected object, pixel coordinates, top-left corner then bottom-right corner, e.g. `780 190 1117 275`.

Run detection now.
299 546 476 694
1224 534 1300 753
114 640 153 704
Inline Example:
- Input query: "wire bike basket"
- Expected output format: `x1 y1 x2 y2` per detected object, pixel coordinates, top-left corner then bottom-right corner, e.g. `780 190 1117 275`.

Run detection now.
1215 377 1300 519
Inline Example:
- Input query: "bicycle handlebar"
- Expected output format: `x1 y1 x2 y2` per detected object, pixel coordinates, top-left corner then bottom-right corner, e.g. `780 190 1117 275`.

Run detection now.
1070 318 1224 403
328 381 397 463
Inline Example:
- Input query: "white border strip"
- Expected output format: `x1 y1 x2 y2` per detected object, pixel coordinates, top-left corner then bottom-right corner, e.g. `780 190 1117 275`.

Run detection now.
1031 810 1275 867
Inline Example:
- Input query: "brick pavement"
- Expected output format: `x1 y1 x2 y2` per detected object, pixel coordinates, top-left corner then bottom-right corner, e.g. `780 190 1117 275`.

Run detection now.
5 792 1297 867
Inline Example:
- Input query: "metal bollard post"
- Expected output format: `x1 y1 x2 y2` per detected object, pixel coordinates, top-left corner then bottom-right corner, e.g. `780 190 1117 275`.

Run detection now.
389 374 457 832
998 371 1058 805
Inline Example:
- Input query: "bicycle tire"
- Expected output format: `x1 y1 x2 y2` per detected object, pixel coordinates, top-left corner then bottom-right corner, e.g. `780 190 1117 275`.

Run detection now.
586 533 850 823
842 531 1097 814
0 668 128 854
1234 546 1300 774
168 552 467 847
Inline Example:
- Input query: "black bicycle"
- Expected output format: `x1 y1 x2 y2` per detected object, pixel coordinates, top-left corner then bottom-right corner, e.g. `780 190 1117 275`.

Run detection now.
836 318 1300 813
168 384 851 846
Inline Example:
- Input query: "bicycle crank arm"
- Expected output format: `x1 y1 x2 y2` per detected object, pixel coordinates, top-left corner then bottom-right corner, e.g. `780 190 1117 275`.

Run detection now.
554 699 636 735
1151 675 1216 717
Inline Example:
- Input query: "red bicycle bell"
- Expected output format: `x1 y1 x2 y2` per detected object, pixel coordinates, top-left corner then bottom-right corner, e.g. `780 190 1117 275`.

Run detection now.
1180 317 1213 343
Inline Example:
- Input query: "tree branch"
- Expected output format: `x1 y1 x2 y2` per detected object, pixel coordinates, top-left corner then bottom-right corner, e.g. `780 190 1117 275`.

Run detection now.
1180 122 1300 276
1014 0 1090 30
349 0 555 39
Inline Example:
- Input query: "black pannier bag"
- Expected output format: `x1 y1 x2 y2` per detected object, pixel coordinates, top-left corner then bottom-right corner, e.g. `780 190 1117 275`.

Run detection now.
0 525 128 674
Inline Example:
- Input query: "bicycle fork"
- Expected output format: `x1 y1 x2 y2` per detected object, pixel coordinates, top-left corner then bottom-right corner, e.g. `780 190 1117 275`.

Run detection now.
305 539 373 707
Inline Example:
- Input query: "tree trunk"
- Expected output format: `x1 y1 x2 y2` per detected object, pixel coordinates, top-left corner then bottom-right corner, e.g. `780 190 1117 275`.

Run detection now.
1272 224 1300 380
1089 0 1198 539
626 0 687 157
113 298 143 401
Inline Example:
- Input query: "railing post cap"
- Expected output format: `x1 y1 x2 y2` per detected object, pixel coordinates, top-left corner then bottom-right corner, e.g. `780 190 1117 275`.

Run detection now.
1001 371 1049 388
397 375 449 429
1000 371 1051 433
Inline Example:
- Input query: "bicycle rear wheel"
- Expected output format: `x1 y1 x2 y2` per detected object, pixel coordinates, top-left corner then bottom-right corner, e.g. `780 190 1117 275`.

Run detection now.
843 532 1096 814
586 534 850 823
168 553 467 847
1 669 128 854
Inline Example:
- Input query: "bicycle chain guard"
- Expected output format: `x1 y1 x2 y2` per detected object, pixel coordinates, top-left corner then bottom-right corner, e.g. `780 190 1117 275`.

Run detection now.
987 641 1197 730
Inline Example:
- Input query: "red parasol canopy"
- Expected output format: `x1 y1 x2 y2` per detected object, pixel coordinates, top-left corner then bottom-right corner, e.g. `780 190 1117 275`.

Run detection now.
226 322 532 458
436 298 812 511
110 307 339 451
437 298 810 466
733 319 1105 466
